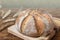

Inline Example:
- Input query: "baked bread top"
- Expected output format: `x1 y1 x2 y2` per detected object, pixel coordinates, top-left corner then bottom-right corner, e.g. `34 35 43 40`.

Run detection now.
16 9 54 37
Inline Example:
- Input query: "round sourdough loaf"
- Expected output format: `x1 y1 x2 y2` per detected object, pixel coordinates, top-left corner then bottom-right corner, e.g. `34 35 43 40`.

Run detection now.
16 9 54 37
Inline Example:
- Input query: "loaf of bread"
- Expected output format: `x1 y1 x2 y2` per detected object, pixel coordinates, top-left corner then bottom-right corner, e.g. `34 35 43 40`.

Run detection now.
16 9 55 37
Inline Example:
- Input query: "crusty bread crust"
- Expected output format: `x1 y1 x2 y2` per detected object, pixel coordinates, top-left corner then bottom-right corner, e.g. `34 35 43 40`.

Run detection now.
16 9 54 37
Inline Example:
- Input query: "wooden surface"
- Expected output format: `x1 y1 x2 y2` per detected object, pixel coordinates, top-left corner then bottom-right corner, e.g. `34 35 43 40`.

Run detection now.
0 8 60 40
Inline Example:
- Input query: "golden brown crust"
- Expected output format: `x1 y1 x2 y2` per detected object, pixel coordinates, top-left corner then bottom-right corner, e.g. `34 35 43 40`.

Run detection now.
42 14 54 32
21 15 32 32
33 14 45 36
16 9 54 37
